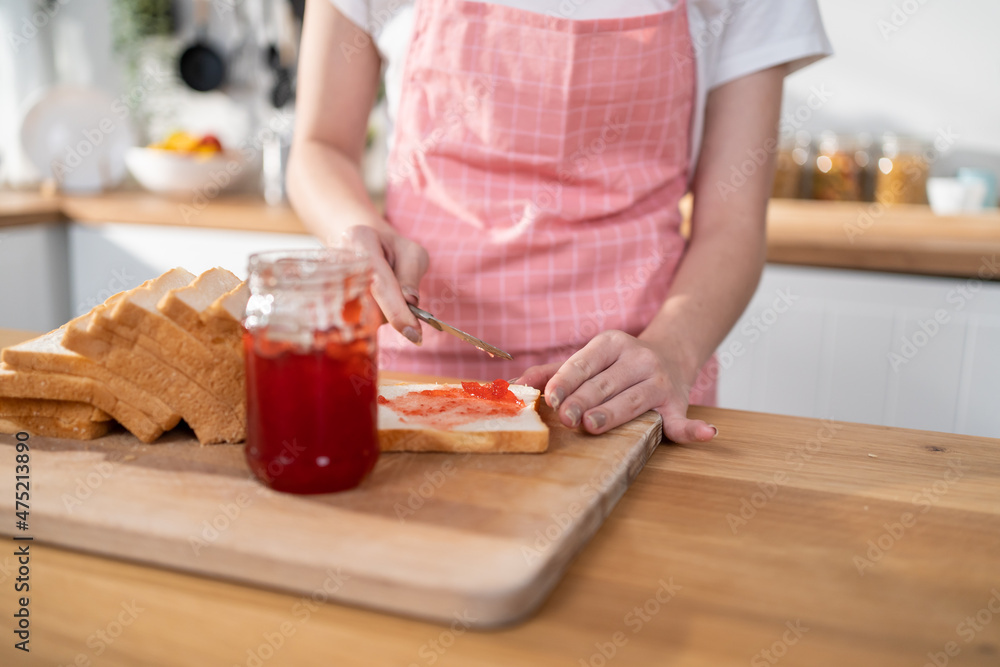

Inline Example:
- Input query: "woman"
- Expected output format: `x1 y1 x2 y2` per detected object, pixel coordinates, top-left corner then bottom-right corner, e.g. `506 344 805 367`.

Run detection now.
287 0 831 444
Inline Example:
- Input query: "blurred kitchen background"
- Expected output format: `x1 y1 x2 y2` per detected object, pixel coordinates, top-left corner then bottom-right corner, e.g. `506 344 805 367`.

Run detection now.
1 0 998 203
0 0 998 438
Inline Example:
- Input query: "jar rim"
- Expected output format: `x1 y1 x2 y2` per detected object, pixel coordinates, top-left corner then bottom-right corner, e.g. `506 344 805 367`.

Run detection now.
247 248 371 288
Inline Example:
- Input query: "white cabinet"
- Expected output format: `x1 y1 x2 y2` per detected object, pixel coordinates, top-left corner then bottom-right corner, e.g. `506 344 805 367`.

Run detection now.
717 265 1000 438
68 223 321 318
0 222 71 331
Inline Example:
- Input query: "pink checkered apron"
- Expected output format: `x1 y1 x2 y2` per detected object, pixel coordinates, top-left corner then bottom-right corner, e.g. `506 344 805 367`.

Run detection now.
381 0 717 405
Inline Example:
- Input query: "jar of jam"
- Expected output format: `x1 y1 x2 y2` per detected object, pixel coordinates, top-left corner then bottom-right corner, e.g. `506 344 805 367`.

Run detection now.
811 133 864 201
875 133 930 205
243 249 380 494
772 131 811 199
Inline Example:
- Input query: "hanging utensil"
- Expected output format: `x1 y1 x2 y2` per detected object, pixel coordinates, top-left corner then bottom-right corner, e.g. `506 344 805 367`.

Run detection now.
178 0 227 92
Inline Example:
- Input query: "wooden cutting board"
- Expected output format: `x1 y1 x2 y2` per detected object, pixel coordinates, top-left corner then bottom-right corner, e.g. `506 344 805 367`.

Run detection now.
0 379 661 628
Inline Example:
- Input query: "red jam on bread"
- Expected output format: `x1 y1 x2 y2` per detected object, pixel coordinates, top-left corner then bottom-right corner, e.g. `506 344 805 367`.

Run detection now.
377 379 526 430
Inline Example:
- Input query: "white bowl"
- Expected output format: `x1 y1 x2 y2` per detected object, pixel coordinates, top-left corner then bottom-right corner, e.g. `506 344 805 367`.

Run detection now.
125 146 249 196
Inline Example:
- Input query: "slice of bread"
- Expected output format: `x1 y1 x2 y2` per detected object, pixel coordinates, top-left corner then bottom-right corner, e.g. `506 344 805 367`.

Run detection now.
0 363 162 442
156 268 245 407
0 396 110 422
157 268 243 355
103 268 245 414
2 328 180 430
204 281 249 342
378 383 549 453
63 311 245 444
0 414 110 440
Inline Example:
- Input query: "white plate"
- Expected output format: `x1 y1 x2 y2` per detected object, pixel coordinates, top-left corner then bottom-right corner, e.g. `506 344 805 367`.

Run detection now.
19 85 137 193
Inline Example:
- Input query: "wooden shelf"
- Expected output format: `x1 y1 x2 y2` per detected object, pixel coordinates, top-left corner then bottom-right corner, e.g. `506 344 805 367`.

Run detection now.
1 189 998 279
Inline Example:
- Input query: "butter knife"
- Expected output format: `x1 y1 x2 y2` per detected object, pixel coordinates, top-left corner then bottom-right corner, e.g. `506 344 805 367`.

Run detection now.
408 304 513 360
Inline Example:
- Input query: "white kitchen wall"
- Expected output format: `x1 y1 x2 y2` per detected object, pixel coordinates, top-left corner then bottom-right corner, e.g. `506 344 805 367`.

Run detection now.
784 0 1000 173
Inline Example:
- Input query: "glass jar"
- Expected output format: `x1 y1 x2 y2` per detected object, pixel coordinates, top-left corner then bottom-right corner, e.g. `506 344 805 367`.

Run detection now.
853 133 876 202
772 131 811 199
243 249 381 494
875 133 930 205
811 133 864 201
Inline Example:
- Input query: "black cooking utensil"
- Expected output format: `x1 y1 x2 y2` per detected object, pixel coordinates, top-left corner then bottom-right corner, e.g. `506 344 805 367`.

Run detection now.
178 0 226 92
266 44 295 108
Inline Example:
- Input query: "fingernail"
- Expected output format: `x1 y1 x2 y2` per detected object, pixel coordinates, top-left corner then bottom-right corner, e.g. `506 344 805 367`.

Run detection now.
585 412 605 431
507 377 520 384
402 326 422 345
566 405 581 427
550 388 564 409
710 425 719 438
401 286 420 305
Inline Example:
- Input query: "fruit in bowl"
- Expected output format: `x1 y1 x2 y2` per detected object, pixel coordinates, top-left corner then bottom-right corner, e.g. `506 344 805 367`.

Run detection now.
126 131 248 196
150 131 224 156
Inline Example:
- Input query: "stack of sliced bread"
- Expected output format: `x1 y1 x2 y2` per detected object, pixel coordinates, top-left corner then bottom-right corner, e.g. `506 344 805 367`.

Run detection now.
0 267 249 444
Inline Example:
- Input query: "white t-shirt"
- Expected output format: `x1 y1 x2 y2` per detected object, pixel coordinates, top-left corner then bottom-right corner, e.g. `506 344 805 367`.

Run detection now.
330 0 833 170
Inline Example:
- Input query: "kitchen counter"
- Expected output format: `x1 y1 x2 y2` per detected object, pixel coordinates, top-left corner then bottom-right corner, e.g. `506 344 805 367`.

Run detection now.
1 190 999 279
2 328 997 666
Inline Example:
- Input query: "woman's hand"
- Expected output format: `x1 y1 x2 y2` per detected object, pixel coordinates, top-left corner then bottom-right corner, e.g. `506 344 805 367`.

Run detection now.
341 224 429 344
517 330 717 445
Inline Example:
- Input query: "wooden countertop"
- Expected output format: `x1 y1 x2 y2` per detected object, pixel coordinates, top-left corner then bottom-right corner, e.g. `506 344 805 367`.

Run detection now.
1 329 998 666
1 190 999 279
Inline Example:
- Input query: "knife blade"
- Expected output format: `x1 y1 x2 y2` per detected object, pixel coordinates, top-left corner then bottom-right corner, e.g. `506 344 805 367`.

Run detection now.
408 304 513 360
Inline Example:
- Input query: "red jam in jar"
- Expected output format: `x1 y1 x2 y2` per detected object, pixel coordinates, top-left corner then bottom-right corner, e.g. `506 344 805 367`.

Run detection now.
243 250 380 494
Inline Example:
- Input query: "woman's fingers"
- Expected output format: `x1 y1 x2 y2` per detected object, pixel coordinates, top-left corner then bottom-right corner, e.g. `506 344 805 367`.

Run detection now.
344 226 422 343
578 380 716 443
555 360 646 428
544 331 628 411
513 362 562 391
392 236 429 307
579 381 658 434
660 413 718 445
